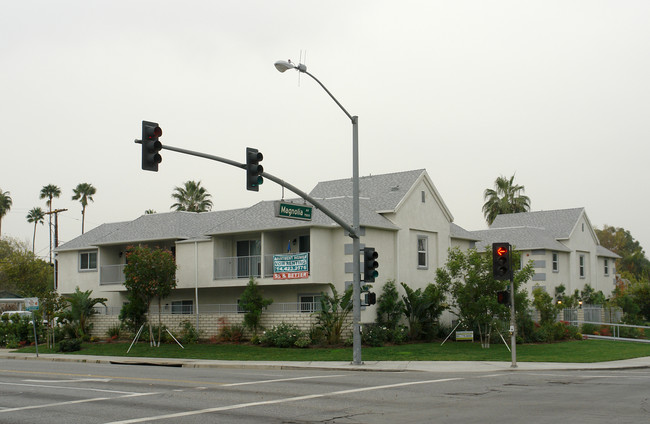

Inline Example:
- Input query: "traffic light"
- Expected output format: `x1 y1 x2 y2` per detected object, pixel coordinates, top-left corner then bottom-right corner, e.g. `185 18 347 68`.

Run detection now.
497 290 510 305
366 292 377 305
492 242 511 280
142 121 162 172
246 147 263 191
363 247 379 282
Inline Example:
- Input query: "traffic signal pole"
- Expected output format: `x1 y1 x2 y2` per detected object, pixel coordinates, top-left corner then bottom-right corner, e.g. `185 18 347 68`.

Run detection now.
134 140 358 238
510 274 517 368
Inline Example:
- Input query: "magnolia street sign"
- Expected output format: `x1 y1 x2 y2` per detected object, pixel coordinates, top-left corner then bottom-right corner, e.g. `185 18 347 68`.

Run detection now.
275 201 312 221
273 253 309 280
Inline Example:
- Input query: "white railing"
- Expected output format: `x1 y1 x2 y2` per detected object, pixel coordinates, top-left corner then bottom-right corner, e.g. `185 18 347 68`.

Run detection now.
100 264 126 285
213 255 261 280
92 302 321 316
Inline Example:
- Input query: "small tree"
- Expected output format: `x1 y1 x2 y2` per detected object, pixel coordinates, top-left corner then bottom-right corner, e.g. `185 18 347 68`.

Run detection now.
375 280 404 331
239 277 273 336
62 287 107 340
400 281 448 340
314 283 352 345
123 245 177 346
437 247 534 348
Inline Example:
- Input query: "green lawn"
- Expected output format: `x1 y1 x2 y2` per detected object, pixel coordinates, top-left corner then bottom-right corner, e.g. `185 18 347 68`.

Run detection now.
16 339 650 363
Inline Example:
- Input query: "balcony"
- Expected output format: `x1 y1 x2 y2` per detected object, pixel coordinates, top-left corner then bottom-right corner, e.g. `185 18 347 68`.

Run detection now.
214 253 310 280
100 264 126 285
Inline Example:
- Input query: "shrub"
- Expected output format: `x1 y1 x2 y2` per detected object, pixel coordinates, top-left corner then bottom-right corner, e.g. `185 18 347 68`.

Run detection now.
179 320 201 344
217 323 245 343
362 324 388 347
261 323 309 348
57 338 82 352
581 323 599 336
106 324 122 339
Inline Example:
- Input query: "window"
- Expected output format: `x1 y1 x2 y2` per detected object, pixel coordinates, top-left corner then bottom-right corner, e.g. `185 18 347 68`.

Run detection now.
579 255 585 278
236 240 261 278
552 252 559 272
79 251 97 271
417 236 428 268
604 259 609 276
171 300 193 314
299 294 321 313
421 190 425 203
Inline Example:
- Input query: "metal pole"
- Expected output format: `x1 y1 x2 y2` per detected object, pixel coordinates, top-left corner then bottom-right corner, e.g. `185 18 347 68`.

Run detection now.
510 274 517 368
351 116 362 365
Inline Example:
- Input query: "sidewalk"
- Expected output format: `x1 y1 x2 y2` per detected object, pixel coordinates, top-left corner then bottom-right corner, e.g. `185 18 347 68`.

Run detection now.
1 349 649 373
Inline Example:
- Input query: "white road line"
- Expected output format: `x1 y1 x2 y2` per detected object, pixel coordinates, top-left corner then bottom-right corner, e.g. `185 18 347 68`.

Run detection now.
105 377 463 424
0 393 155 413
23 378 112 383
0 381 139 395
222 374 345 387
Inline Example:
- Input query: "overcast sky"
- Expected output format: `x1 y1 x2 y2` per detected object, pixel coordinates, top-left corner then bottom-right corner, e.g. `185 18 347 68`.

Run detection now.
2 1 649 261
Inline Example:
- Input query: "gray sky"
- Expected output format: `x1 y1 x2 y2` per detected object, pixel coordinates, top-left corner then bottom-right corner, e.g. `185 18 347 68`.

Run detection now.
2 1 649 261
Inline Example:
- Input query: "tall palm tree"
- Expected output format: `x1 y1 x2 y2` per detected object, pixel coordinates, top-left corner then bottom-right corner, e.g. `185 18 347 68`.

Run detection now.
40 184 61 263
26 207 45 253
0 188 12 238
482 174 531 225
72 183 96 234
170 180 213 212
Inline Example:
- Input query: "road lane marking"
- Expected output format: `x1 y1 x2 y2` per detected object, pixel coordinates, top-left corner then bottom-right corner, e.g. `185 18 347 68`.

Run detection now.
222 374 345 386
105 377 463 423
0 381 140 395
23 378 112 383
0 392 156 413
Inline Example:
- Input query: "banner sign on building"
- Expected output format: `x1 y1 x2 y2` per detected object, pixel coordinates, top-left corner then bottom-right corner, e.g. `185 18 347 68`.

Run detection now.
273 253 309 280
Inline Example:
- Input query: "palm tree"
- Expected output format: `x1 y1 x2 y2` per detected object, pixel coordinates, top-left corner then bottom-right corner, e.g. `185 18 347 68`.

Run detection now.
26 207 45 253
170 180 213 212
72 183 96 234
482 174 531 225
40 184 61 263
0 188 12 238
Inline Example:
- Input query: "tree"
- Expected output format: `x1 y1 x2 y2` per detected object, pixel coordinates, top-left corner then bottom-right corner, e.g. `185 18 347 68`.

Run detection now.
0 237 52 297
595 225 650 281
0 188 12 238
239 277 273 336
61 287 107 340
482 175 531 225
400 281 448 340
122 245 177 346
170 180 213 212
39 184 61 263
375 280 404 332
436 247 535 347
72 183 96 234
26 207 45 253
314 283 353 345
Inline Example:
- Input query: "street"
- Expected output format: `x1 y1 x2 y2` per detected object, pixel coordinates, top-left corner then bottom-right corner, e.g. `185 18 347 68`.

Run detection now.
0 359 648 423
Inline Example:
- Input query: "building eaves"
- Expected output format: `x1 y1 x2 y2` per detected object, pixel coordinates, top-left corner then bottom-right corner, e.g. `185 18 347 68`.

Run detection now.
55 221 129 252
472 227 572 253
597 245 621 259
450 223 480 241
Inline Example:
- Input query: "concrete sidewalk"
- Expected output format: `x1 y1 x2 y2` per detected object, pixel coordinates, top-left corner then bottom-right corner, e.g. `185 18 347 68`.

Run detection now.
1 349 649 373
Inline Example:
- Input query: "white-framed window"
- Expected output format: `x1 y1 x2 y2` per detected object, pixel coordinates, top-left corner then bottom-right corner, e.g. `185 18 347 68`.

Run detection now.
552 252 559 272
579 255 585 278
604 259 609 276
417 236 428 268
79 251 97 271
171 300 193 315
299 294 322 313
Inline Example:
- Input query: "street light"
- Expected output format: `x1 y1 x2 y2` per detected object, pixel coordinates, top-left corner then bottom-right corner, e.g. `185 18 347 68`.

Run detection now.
275 59 363 365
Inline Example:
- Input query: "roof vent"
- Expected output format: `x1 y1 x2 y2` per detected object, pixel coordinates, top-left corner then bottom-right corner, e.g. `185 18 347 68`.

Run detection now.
390 185 400 192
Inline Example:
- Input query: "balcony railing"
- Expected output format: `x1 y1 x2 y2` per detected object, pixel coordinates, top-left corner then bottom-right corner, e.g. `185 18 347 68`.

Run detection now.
92 302 321 316
214 255 262 280
100 264 126 285
214 253 311 280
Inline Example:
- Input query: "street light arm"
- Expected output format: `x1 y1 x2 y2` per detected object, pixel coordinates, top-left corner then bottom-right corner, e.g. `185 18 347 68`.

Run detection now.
302 70 355 123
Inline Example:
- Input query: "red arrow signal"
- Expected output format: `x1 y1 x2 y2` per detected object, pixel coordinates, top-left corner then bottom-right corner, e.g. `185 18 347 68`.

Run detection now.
496 247 508 256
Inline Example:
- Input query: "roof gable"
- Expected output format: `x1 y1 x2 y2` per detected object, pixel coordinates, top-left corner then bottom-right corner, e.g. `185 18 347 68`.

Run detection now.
490 208 585 240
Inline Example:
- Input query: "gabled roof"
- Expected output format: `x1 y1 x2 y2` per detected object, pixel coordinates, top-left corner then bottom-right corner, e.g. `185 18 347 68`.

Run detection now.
597 245 621 259
310 169 421 212
55 221 129 251
472 227 572 253
450 223 480 241
490 208 585 240
309 169 453 221
206 198 399 235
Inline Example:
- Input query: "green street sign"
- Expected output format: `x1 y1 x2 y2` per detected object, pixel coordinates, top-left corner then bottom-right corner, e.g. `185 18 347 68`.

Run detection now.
275 201 313 221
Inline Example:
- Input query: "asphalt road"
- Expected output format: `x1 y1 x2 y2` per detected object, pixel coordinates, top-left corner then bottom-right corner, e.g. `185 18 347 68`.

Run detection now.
0 359 648 423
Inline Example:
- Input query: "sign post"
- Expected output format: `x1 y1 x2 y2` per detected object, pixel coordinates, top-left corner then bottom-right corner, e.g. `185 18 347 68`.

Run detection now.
25 298 39 357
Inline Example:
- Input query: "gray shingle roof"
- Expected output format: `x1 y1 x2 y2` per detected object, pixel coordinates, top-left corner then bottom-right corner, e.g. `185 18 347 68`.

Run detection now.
309 169 426 212
206 198 399 235
489 208 584 240
55 221 129 251
597 245 621 259
472 227 573 253
450 223 479 241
